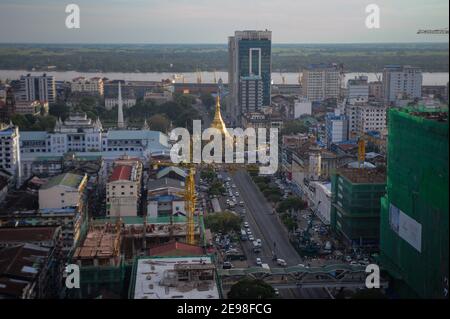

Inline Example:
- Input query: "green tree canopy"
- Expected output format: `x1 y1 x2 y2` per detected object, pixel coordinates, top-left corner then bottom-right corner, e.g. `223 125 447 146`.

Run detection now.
227 278 276 299
148 113 170 133
200 93 215 110
281 120 308 135
278 197 308 213
204 212 241 233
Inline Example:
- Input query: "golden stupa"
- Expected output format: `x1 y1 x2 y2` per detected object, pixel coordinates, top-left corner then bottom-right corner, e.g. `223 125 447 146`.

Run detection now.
210 95 231 139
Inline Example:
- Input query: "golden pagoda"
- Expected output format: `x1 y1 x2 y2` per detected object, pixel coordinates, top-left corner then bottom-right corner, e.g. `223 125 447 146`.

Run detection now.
210 95 231 139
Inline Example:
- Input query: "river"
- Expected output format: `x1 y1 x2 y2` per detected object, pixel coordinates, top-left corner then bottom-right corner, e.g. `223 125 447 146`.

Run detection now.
0 70 448 86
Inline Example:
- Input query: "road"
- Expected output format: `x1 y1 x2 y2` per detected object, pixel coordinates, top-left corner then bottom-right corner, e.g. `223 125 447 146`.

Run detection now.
230 170 301 266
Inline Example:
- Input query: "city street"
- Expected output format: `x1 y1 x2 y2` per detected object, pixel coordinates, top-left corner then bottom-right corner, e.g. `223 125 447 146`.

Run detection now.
219 169 330 299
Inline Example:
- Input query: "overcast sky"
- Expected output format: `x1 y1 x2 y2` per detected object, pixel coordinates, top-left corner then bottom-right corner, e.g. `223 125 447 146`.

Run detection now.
0 0 448 43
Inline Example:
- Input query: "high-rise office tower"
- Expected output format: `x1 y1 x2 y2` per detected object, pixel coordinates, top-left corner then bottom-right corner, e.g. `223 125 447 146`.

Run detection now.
228 30 272 125
20 73 56 104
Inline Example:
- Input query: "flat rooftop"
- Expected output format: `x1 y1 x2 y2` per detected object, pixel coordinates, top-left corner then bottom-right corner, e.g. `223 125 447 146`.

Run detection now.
133 256 219 299
339 167 386 184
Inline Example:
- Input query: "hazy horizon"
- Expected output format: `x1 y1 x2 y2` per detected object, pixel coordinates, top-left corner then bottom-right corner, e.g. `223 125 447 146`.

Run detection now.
0 0 448 44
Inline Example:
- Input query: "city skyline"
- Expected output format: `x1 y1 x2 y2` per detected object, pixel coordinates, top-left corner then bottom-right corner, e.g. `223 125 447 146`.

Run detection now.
0 0 449 44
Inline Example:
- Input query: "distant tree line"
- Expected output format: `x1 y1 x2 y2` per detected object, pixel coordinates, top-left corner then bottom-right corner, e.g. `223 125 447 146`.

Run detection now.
0 43 448 73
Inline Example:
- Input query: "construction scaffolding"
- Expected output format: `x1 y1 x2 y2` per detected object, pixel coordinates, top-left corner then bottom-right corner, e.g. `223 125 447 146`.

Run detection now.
380 107 448 298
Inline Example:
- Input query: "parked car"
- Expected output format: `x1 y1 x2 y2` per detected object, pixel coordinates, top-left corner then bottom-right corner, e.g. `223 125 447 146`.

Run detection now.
256 258 262 266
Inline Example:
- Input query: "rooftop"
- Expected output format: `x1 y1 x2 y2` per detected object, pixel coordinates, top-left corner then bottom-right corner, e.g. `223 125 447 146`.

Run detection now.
132 256 219 299
149 241 205 257
109 165 132 182
338 167 386 184
41 173 86 190
0 243 51 298
73 224 121 262
0 226 59 244
147 178 185 191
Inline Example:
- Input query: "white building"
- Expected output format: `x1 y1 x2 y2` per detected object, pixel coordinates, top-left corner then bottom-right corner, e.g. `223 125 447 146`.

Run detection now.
20 74 56 104
347 76 369 101
39 173 88 210
147 177 186 218
325 109 348 149
302 64 341 102
0 123 21 188
294 98 312 118
70 77 104 96
355 103 387 134
383 65 422 103
106 157 143 217
311 181 331 225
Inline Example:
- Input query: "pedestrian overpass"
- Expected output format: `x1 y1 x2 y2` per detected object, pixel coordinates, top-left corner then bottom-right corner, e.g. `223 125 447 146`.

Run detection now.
218 264 389 290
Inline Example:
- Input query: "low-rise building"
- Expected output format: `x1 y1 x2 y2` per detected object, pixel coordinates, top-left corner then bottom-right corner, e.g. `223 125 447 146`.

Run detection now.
70 77 104 96
0 225 63 299
39 173 88 210
106 157 143 217
147 178 186 218
14 100 49 116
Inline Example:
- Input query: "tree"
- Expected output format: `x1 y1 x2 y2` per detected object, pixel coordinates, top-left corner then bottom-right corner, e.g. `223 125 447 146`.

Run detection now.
148 114 170 133
200 93 215 110
204 212 241 233
278 197 308 213
227 278 276 299
174 93 196 108
281 120 308 135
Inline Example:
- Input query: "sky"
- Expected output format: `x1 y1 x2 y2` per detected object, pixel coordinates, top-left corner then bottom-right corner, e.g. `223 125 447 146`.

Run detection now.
0 0 448 43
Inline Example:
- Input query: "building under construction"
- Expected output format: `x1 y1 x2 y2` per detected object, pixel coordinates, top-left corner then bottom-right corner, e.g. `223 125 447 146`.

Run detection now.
380 107 448 298
129 256 220 299
330 167 386 248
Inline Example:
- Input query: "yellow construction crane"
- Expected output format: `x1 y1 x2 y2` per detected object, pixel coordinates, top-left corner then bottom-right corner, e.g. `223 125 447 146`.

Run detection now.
151 161 197 245
358 138 366 168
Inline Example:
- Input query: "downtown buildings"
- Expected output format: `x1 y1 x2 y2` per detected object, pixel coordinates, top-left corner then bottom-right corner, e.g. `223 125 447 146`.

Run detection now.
20 74 56 105
301 63 341 102
382 65 422 104
228 30 272 125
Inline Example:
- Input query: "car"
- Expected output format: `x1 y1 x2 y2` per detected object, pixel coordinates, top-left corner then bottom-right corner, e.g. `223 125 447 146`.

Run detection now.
239 201 245 206
248 235 255 241
256 239 262 246
274 288 280 296
243 222 249 228
232 184 237 188
235 192 240 196
277 259 287 267
350 261 359 266
227 177 232 181
256 258 262 266
246 229 252 236
223 261 233 269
